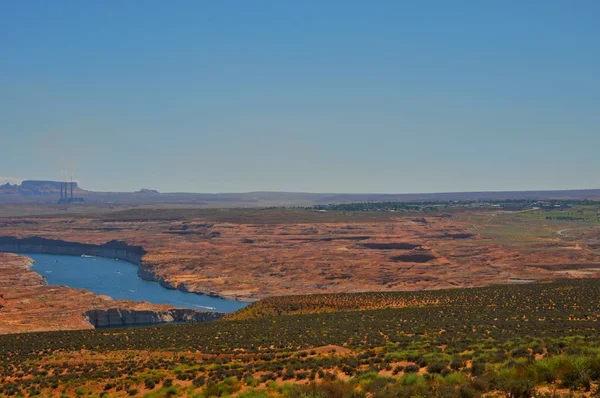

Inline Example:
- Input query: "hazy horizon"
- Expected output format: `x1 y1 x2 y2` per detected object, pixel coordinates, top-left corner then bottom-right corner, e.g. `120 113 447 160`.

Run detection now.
3 177 600 196
2 2 599 193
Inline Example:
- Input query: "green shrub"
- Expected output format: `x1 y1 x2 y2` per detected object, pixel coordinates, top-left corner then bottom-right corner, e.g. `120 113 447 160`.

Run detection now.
458 385 477 398
426 362 447 374
497 368 535 398
450 358 463 371
165 386 178 397
237 389 268 398
471 360 486 377
400 373 425 386
561 357 591 391
404 365 419 373
444 372 466 385
244 375 258 387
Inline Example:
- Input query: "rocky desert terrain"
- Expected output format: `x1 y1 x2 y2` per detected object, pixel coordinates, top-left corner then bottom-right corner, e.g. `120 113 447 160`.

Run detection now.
2 206 600 394
0 252 220 334
2 207 600 305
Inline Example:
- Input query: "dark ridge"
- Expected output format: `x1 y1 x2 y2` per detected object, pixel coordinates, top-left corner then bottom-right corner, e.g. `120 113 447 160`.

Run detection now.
325 274 353 280
525 263 600 271
440 233 474 239
71 227 126 232
0 220 39 226
390 253 436 263
290 236 370 242
162 231 203 235
361 242 421 250
85 308 223 328
0 236 146 256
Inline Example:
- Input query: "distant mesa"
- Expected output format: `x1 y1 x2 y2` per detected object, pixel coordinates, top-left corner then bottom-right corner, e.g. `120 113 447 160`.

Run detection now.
20 180 67 194
0 183 17 194
3 178 600 206
0 180 86 204
135 189 160 194
0 180 78 195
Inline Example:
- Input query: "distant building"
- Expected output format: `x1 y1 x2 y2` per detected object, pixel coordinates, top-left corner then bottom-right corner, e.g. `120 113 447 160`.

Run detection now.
58 181 85 204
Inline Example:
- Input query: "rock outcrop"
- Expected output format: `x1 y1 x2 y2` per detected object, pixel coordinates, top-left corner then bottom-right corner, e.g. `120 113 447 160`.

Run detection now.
0 236 145 264
0 235 239 302
84 308 223 328
0 252 224 334
135 189 160 194
0 236 184 295
5 209 589 302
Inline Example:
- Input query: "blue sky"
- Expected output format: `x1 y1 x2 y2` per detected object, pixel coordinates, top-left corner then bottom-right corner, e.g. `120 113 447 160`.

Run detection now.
1 1 599 193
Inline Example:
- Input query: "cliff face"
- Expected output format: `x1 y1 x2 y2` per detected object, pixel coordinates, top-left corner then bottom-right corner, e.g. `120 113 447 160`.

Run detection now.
0 236 145 264
0 236 177 297
0 236 237 301
0 252 225 334
19 180 68 193
85 308 223 328
0 235 239 301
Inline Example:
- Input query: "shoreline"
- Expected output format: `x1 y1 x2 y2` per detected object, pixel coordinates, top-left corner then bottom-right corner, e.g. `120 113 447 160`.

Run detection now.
0 236 254 302
0 251 225 334
25 251 246 311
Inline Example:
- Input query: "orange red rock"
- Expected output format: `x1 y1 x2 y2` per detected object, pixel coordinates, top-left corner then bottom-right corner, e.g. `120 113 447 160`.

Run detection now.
2 211 599 306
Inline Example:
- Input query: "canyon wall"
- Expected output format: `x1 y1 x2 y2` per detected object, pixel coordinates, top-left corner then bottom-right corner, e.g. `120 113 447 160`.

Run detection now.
0 240 226 332
0 236 162 287
85 308 224 328
0 235 233 299
0 236 145 265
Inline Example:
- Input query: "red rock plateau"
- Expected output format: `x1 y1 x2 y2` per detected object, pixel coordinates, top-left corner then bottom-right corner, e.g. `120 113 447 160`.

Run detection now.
2 208 600 308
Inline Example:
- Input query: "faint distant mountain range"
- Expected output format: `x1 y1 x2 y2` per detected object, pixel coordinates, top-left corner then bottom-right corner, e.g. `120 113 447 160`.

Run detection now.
2 180 600 206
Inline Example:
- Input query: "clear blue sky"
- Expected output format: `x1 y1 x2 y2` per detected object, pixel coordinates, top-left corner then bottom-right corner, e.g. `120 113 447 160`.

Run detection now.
1 1 599 193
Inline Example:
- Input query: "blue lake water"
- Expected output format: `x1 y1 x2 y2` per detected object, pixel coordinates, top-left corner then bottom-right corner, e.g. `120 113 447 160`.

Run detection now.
28 253 249 312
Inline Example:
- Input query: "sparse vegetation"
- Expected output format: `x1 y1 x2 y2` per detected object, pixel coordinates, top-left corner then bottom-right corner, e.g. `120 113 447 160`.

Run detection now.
2 279 600 396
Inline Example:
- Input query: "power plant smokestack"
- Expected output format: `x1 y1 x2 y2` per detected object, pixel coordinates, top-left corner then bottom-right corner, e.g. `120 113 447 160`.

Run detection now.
59 169 65 202
57 167 84 204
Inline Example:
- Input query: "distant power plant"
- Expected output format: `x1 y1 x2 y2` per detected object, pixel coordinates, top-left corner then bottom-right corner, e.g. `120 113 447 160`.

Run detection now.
58 181 83 203
58 170 84 204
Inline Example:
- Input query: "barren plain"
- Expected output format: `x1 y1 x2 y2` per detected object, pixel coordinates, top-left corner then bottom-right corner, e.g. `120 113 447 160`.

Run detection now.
2 206 600 306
